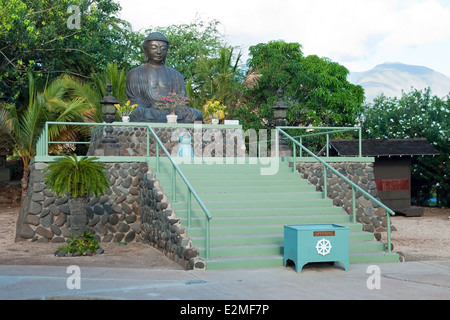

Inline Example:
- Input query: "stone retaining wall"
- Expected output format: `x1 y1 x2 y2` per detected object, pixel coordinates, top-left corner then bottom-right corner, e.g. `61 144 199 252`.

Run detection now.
87 125 246 158
296 162 392 238
15 161 204 270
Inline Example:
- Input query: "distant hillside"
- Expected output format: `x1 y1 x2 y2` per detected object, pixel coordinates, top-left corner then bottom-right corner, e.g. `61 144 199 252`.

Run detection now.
348 62 450 102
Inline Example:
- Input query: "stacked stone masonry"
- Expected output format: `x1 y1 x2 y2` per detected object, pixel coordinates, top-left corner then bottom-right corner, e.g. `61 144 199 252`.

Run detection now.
296 162 394 239
87 126 246 158
15 161 205 270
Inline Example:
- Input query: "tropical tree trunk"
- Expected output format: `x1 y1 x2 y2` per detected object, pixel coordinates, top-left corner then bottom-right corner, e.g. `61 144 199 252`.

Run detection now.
69 197 88 236
20 166 30 205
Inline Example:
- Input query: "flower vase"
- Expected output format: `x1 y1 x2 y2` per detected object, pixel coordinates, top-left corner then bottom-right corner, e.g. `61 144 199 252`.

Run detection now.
122 115 130 122
166 114 178 124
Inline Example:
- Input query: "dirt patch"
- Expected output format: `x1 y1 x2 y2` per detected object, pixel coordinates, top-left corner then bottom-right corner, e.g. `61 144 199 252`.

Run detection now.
386 207 450 262
0 203 183 269
0 181 21 205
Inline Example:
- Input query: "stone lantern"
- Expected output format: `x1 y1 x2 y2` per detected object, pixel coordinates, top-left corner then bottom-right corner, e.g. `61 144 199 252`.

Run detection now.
270 88 292 157
270 88 291 127
98 83 120 155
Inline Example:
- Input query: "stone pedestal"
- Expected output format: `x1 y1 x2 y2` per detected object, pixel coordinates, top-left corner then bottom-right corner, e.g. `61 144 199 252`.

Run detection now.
95 143 120 157
278 139 293 157
87 124 247 158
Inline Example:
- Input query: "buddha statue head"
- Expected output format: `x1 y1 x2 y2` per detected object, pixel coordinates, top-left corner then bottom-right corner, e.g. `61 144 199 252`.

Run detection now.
143 32 170 65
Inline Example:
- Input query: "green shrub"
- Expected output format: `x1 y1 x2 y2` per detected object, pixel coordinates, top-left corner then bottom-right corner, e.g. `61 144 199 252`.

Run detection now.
57 231 101 255
43 154 110 198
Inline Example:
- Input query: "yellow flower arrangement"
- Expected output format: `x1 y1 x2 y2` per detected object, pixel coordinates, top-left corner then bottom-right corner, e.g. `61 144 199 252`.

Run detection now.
203 100 226 120
115 100 138 117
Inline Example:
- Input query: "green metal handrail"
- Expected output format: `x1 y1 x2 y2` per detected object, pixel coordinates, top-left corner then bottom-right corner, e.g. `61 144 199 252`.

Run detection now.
36 121 212 260
146 125 213 259
290 126 362 158
278 127 394 253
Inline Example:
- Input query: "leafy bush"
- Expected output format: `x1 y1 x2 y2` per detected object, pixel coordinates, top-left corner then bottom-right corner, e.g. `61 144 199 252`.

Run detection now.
43 154 110 198
57 231 101 256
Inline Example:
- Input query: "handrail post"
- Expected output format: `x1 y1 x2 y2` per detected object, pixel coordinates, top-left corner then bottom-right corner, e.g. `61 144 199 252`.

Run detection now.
187 188 192 228
386 213 392 253
358 127 362 158
322 164 327 199
326 133 329 157
172 164 176 202
45 122 49 156
351 186 356 223
146 126 150 157
299 137 303 158
156 141 160 173
292 143 296 173
205 218 211 260
275 128 279 158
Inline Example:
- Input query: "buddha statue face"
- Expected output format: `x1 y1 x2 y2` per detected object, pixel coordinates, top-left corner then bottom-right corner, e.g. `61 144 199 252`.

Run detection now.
144 40 168 65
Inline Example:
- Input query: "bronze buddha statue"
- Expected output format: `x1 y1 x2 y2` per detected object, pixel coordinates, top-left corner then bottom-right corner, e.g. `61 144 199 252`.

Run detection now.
126 32 203 123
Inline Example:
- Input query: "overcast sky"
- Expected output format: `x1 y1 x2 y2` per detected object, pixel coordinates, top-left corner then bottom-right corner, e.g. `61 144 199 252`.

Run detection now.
117 0 450 76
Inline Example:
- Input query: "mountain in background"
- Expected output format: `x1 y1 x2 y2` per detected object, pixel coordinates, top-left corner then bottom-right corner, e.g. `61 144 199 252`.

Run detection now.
348 62 450 102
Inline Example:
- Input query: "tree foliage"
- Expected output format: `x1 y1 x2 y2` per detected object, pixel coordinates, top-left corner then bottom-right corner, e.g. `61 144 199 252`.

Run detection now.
145 17 227 81
0 72 98 200
189 46 244 112
361 88 450 206
234 41 365 131
298 55 365 127
0 0 139 104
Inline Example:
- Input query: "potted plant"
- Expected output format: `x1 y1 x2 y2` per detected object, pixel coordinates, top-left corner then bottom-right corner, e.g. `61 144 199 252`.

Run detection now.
203 100 226 124
155 92 188 124
43 154 110 236
115 100 137 122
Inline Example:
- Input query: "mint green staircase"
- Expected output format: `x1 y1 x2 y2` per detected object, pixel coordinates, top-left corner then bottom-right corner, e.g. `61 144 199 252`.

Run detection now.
150 158 399 269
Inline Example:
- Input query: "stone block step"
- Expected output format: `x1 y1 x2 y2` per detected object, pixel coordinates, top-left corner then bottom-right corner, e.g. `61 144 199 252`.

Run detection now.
158 176 309 187
175 191 324 201
160 185 318 200
188 226 374 242
191 233 378 248
199 243 284 258
349 252 400 264
204 255 283 270
186 222 367 237
175 207 345 220
195 241 387 259
183 214 352 228
172 198 336 210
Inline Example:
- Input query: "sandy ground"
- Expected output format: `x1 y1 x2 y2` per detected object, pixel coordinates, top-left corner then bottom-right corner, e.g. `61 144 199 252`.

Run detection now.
0 200 449 268
386 207 450 262
0 204 183 269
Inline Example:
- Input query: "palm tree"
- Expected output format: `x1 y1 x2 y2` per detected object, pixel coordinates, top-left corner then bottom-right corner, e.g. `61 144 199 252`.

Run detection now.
91 63 128 106
0 73 99 202
214 46 243 106
190 46 243 112
43 154 110 235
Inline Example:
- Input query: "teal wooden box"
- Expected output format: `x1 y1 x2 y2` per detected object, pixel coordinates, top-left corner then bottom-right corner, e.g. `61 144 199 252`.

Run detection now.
283 224 349 272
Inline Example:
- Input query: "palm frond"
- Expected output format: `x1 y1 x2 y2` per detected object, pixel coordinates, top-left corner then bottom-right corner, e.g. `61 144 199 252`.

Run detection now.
44 154 109 198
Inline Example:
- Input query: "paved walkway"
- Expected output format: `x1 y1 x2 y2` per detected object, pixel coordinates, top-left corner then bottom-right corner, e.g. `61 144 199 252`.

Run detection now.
1 260 449 302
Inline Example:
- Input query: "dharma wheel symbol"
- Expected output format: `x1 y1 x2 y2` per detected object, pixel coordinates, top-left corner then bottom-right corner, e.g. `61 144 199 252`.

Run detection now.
316 238 332 256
